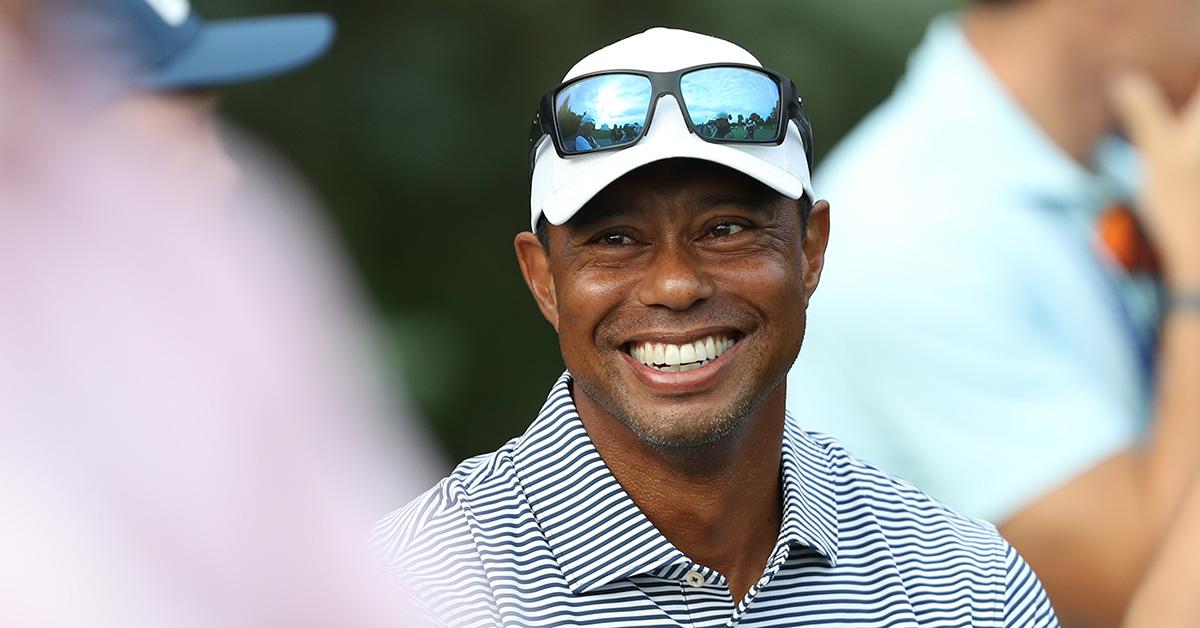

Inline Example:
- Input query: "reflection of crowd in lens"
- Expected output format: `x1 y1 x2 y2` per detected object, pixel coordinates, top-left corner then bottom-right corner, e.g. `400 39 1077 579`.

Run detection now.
700 112 768 140
575 120 599 151
612 122 641 144
576 119 641 151
570 108 772 151
567 107 774 152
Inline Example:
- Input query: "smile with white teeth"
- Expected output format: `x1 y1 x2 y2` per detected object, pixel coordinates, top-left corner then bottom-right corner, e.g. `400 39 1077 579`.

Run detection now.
627 335 737 373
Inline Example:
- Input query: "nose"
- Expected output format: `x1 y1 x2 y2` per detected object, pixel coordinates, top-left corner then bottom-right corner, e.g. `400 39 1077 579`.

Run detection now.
637 241 716 311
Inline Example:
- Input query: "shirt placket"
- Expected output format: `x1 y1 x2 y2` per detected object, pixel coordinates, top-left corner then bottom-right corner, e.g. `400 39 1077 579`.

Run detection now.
726 546 790 626
649 562 732 626
680 563 731 627
650 544 793 627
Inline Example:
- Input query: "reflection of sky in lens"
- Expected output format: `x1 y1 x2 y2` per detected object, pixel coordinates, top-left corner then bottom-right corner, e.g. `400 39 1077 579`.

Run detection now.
681 68 779 122
557 75 652 127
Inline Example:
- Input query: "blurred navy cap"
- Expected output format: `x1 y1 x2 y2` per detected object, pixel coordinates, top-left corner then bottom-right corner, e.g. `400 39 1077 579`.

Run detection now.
67 0 335 90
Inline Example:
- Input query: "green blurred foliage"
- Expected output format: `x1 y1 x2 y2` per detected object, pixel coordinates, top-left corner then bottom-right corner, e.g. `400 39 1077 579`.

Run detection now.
205 0 960 467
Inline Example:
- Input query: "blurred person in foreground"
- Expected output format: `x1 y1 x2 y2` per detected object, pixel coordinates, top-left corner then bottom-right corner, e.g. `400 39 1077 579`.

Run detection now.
0 1 437 626
372 27 1057 627
787 0 1200 625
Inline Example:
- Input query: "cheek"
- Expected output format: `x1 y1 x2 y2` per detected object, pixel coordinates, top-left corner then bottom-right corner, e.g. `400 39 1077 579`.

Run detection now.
567 268 631 305
714 251 807 325
554 268 635 354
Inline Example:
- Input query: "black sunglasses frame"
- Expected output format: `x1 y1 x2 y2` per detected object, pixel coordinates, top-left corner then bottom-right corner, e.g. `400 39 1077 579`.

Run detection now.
528 62 813 175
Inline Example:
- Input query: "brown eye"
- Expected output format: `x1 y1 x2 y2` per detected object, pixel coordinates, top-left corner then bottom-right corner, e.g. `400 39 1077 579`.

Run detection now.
711 222 746 238
599 233 634 246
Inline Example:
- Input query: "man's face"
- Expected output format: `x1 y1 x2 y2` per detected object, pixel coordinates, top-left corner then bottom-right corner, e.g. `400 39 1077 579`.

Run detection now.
516 159 830 448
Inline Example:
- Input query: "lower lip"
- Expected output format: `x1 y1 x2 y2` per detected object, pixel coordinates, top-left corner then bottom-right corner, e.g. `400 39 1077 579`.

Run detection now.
621 339 743 393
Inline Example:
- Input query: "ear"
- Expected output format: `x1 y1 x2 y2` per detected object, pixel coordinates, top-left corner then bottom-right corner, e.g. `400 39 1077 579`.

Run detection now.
802 199 831 304
514 232 560 331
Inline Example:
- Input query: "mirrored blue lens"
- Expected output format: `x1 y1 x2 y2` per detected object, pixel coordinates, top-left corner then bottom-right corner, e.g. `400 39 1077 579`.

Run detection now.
555 74 652 154
681 67 781 142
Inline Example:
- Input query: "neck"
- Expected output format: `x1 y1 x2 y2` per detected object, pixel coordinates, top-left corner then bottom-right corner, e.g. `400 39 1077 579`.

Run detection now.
575 385 787 603
962 3 1112 164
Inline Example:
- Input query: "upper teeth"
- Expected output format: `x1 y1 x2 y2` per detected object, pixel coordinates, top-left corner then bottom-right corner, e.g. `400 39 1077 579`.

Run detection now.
629 335 735 373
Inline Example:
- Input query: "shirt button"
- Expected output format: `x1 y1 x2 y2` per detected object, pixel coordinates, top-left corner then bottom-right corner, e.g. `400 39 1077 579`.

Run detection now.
684 570 705 588
758 575 771 587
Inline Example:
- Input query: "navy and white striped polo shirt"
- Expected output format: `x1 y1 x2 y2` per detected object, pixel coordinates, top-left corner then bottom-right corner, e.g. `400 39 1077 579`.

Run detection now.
372 373 1058 627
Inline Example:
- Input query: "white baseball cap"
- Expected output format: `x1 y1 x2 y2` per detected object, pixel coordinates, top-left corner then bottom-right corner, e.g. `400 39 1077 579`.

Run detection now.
528 27 814 231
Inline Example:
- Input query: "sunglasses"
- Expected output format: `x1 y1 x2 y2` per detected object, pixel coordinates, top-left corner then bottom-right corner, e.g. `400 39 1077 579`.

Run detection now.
528 63 813 171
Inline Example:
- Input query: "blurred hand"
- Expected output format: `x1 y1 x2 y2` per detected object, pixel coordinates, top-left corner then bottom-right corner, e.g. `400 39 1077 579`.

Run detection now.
1123 569 1200 628
1109 72 1200 291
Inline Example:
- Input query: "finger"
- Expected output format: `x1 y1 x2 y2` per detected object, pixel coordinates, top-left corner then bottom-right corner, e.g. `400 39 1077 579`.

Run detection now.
1109 71 1172 149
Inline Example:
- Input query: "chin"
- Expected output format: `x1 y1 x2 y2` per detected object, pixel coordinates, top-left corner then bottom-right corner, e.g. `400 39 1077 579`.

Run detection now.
618 402 754 449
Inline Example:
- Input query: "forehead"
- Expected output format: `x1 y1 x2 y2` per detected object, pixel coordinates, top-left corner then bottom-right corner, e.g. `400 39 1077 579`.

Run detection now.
566 159 784 229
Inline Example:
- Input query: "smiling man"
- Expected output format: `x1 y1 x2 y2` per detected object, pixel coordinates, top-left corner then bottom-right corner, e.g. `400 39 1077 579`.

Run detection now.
372 28 1059 627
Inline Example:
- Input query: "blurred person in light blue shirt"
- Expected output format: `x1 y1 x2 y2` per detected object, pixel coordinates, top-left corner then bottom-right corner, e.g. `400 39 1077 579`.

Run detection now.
788 1 1200 625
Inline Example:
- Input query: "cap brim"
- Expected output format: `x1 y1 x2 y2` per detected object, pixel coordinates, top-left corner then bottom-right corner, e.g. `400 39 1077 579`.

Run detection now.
540 136 810 227
143 14 335 90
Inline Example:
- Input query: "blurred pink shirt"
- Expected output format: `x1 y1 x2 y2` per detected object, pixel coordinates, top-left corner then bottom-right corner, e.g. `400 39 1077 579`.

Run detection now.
0 30 437 628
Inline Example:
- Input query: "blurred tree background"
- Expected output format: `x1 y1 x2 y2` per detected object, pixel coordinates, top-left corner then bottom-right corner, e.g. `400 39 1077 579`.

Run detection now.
204 0 960 468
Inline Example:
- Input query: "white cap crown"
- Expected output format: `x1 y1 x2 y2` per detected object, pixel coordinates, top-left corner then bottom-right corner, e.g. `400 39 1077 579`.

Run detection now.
529 27 813 231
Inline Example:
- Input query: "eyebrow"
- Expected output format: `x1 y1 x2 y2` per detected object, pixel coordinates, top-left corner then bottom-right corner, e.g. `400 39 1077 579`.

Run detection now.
567 200 637 232
696 192 780 214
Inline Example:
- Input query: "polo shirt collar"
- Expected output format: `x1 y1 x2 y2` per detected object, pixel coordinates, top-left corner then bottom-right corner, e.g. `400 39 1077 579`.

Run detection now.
778 413 840 565
512 372 840 594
